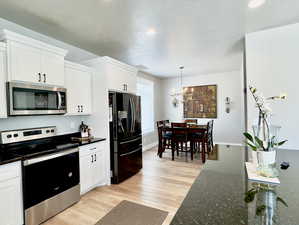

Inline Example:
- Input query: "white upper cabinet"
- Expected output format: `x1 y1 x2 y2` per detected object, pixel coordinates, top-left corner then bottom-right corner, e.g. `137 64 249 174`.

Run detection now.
41 50 65 86
101 56 138 93
9 41 41 84
65 61 92 115
0 43 7 118
0 30 67 86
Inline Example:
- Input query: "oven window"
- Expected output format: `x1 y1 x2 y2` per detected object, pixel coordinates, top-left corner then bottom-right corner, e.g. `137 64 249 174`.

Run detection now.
13 87 58 110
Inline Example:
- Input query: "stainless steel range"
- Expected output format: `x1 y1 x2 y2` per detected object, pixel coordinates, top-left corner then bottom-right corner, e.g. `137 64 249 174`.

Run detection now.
0 127 80 225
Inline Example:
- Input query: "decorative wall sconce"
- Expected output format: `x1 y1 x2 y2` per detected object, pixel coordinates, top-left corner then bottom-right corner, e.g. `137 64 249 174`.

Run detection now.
225 97 231 113
172 97 179 107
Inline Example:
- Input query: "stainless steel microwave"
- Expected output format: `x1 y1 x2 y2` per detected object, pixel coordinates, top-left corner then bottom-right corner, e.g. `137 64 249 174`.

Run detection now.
7 82 67 116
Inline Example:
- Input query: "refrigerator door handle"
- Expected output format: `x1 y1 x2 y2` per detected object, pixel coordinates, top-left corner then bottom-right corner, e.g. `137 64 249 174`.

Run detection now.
129 97 134 133
120 136 141 145
120 147 142 157
132 98 136 133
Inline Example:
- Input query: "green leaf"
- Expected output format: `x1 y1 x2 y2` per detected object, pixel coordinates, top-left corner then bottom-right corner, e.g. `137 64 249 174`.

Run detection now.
256 205 266 216
255 136 264 149
277 140 287 146
245 142 257 151
277 197 288 207
243 132 254 143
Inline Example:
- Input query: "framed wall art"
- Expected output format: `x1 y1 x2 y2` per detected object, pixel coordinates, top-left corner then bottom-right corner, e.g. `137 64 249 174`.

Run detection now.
183 85 217 118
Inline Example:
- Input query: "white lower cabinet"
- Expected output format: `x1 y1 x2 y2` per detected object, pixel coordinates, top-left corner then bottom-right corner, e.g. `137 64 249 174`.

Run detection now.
0 161 23 225
79 142 106 195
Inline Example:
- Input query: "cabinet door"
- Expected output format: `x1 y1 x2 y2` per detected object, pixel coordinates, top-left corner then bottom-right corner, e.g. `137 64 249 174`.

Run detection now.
80 71 92 114
92 150 106 185
0 178 23 225
0 48 7 118
8 41 41 83
65 66 92 115
125 72 137 93
65 66 81 115
41 50 65 86
106 63 137 93
79 154 93 195
106 63 126 92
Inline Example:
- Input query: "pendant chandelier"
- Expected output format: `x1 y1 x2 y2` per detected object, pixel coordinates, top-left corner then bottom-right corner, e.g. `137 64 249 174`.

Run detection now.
171 66 185 107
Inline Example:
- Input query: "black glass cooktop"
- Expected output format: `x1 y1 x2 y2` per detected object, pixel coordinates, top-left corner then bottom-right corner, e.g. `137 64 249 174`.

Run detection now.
1 138 79 159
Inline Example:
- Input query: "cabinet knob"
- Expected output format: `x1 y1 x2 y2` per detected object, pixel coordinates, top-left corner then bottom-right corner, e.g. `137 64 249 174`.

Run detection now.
94 153 97 162
77 105 80 112
81 105 83 112
43 74 46 83
38 73 41 82
91 154 94 163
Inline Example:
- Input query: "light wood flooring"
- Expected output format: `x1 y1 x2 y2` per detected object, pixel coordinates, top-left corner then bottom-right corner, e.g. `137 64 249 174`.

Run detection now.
44 147 203 225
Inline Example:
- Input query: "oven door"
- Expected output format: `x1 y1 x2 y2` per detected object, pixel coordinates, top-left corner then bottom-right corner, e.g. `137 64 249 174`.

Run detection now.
7 82 66 116
22 148 80 210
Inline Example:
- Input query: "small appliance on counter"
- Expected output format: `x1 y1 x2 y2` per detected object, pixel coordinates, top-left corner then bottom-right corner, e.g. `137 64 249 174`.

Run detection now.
109 91 142 184
0 126 80 225
71 121 93 142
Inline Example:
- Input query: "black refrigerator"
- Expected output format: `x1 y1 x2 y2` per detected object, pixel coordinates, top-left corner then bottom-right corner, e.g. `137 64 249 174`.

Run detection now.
109 91 142 184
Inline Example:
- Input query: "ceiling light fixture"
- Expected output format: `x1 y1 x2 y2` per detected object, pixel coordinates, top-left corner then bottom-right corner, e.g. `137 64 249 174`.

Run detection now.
146 28 156 35
248 0 266 8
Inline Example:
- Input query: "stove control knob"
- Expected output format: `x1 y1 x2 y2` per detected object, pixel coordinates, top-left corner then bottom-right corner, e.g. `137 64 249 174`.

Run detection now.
46 130 50 133
13 133 18 138
51 129 55 133
7 134 12 138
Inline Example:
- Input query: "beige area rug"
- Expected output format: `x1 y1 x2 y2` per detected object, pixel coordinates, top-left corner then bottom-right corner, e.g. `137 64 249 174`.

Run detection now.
96 200 168 225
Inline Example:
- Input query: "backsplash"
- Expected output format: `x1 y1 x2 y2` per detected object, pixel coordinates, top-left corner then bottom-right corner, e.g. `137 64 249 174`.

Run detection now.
0 115 89 134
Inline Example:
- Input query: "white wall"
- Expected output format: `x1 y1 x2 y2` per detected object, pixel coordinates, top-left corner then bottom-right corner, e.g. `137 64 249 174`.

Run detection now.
137 71 163 150
0 115 88 135
161 70 243 145
246 23 299 150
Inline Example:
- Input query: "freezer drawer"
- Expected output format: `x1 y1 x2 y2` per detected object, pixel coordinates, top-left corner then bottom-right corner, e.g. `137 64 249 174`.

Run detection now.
112 147 142 184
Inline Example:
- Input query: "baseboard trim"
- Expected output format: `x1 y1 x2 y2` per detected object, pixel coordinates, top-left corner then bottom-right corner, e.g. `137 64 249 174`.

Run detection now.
143 142 158 152
215 142 243 146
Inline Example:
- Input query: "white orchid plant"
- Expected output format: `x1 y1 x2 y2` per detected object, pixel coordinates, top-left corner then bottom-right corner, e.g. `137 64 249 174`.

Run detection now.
243 86 287 151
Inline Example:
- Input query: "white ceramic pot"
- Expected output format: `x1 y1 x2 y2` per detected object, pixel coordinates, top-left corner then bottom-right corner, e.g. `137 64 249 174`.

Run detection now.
251 150 258 166
256 150 276 167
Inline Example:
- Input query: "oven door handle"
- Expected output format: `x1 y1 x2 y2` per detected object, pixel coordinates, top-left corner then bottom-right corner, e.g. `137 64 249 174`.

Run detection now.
23 148 79 166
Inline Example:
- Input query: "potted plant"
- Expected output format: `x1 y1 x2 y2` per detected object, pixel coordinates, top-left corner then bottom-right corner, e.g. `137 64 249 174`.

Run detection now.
244 86 287 177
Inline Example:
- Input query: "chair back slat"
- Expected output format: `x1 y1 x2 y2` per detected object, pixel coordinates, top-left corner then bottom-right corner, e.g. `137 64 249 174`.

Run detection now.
171 122 187 128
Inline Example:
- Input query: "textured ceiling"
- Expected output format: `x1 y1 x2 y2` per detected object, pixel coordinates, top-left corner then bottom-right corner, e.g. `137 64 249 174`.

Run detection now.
0 0 298 77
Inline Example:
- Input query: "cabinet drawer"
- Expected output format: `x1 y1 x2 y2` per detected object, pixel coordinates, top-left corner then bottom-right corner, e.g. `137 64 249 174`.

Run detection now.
0 161 21 182
79 142 105 157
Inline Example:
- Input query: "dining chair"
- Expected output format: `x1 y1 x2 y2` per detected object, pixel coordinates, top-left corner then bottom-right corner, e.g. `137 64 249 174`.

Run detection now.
170 123 193 161
156 121 172 158
163 120 170 126
171 122 187 128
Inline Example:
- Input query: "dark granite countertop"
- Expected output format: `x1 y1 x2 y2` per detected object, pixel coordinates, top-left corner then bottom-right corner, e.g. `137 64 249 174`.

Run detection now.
170 145 299 225
75 137 106 146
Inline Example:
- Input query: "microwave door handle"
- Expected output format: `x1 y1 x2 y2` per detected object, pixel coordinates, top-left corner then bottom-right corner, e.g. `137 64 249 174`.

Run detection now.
57 92 62 109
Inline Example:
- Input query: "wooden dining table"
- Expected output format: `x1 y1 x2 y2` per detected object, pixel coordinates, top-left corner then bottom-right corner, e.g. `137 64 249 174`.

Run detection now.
158 125 208 162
